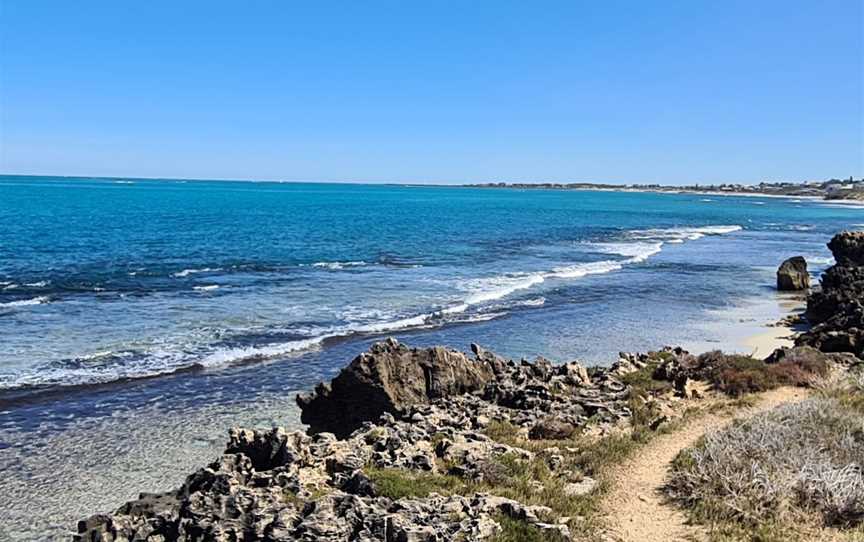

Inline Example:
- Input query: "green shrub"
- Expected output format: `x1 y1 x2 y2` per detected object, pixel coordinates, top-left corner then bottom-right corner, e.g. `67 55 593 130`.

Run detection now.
364 467 465 499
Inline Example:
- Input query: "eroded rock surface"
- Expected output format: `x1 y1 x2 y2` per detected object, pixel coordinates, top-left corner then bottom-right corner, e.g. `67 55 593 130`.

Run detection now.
799 231 864 356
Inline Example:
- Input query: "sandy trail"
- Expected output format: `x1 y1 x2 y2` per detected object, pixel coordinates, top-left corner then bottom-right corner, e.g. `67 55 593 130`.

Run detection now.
601 387 810 542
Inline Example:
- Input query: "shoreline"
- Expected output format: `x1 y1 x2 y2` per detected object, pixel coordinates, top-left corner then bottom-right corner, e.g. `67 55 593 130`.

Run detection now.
740 293 807 358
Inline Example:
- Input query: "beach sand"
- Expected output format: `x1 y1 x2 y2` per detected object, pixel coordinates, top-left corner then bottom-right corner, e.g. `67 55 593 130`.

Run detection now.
740 293 808 358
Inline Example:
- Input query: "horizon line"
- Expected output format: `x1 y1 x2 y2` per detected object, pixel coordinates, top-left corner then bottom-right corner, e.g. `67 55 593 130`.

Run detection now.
0 172 846 188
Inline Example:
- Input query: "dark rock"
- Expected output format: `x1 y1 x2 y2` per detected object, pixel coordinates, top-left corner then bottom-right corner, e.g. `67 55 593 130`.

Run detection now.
297 338 495 438
777 256 810 291
798 231 864 359
828 230 864 266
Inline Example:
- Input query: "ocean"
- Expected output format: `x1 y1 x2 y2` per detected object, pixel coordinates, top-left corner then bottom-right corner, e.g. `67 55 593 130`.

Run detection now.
1 175 862 539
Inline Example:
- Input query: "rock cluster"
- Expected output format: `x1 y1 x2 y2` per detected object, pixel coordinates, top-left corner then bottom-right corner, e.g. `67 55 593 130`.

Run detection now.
799 231 864 356
296 339 495 438
75 340 684 541
776 256 810 291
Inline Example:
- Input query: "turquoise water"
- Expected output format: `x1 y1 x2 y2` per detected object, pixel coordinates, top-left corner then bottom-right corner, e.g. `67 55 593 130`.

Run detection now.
1 175 863 539
2 175 861 392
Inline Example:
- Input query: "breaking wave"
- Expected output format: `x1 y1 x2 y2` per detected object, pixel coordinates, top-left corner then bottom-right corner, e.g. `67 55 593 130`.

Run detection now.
0 223 743 390
0 296 50 308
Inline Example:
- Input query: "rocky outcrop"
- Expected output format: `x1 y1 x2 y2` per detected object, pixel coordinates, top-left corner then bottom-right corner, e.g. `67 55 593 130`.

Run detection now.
296 338 495 438
76 340 682 541
776 256 810 291
828 231 864 266
799 231 864 357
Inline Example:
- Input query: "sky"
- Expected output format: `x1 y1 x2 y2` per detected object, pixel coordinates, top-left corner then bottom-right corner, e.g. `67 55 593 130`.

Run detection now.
0 1 861 185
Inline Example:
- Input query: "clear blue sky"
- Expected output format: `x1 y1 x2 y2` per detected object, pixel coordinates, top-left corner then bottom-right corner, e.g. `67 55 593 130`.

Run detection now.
0 1 861 184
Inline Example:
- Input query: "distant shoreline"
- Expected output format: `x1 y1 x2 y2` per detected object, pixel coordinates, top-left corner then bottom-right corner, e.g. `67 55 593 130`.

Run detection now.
464 183 864 205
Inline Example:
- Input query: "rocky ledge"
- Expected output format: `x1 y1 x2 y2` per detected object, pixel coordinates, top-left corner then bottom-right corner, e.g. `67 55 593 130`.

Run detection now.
798 230 864 356
74 232 864 542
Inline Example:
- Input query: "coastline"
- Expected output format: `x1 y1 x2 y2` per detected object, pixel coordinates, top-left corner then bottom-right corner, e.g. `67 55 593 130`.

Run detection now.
466 184 864 205
74 230 864 541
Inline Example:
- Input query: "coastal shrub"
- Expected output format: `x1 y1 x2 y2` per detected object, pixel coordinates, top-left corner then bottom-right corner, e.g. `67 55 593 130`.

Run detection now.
620 363 673 397
668 397 864 530
697 351 828 396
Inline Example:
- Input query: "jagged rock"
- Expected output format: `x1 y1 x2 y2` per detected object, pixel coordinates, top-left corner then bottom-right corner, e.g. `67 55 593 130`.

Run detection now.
777 256 810 291
828 230 864 266
798 231 864 358
76 341 685 541
297 338 495 437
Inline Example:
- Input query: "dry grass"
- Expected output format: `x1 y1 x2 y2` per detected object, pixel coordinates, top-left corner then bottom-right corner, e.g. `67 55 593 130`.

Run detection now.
668 374 864 540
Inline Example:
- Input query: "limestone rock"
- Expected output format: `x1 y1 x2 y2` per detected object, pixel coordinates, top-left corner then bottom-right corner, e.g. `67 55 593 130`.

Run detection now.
777 256 810 291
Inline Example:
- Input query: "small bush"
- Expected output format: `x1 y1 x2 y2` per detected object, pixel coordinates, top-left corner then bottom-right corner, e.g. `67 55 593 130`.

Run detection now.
669 397 864 529
697 351 828 396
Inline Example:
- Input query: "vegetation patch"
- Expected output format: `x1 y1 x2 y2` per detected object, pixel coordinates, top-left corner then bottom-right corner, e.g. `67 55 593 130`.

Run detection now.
365 466 465 499
620 361 674 397
668 388 864 539
697 351 829 396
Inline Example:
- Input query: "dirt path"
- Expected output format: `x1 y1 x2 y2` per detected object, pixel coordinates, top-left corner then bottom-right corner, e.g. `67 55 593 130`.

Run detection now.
602 387 810 542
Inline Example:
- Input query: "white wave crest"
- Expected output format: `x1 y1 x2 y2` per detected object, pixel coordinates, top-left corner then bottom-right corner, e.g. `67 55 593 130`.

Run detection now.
311 261 368 270
198 335 334 367
193 285 220 291
24 280 50 287
590 241 664 261
551 260 624 279
630 224 742 242
172 267 221 278
462 274 546 305
0 296 49 308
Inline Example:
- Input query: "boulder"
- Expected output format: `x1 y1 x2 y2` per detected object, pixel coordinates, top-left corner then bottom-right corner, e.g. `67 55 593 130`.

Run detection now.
297 338 495 437
777 256 810 291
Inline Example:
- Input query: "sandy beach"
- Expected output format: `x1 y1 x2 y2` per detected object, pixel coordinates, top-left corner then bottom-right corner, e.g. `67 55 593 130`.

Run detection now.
741 293 808 357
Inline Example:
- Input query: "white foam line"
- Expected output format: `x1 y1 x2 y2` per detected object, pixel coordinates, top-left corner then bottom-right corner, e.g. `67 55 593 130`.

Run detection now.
172 267 221 278
0 296 49 308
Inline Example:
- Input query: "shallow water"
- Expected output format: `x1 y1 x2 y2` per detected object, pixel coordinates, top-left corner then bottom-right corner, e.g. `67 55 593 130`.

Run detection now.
0 176 862 539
